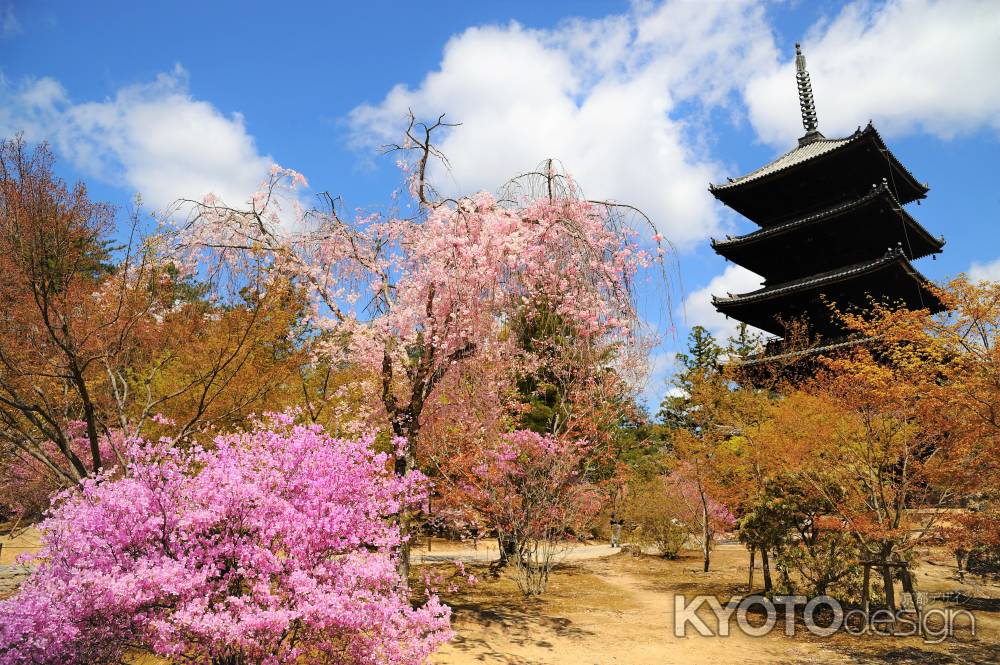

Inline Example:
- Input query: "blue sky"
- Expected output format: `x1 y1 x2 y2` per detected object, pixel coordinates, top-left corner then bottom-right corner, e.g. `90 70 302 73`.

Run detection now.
3 0 999 409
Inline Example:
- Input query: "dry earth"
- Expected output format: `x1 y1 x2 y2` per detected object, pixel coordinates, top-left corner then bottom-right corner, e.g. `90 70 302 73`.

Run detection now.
0 526 38 598
424 542 1000 665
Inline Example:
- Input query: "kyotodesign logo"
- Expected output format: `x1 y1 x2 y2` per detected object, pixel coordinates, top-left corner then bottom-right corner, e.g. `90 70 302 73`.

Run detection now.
673 594 976 644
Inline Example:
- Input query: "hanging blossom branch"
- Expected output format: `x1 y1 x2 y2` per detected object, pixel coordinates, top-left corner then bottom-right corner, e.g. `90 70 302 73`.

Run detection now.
169 114 673 579
173 116 669 434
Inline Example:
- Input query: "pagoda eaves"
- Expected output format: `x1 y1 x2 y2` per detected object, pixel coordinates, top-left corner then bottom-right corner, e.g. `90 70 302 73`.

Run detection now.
712 248 943 338
709 123 929 227
712 182 944 284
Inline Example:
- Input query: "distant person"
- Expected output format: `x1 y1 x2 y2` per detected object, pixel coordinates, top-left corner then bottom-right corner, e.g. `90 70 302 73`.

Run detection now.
611 518 623 548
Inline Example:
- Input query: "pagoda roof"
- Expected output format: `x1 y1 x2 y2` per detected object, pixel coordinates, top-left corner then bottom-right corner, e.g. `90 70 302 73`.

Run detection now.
711 183 945 281
713 134 856 189
728 334 875 387
709 123 929 226
712 248 943 337
736 335 872 367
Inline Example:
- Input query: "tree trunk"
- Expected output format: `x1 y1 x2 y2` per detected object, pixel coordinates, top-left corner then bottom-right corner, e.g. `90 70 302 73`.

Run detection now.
901 567 923 636
881 563 896 612
761 547 773 593
392 421 419 586
497 534 519 567
212 653 245 665
747 545 755 592
68 359 103 473
700 488 710 572
397 515 412 585
862 564 871 616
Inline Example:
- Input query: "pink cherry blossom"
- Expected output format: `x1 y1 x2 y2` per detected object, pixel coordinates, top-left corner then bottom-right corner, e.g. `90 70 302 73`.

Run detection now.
173 165 659 454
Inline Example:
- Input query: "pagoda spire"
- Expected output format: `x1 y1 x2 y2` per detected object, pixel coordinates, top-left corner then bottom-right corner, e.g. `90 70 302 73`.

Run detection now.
795 43 824 145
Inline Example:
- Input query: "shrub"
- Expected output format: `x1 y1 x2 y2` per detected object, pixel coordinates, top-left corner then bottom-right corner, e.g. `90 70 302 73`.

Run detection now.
468 430 600 595
624 474 732 559
0 415 451 665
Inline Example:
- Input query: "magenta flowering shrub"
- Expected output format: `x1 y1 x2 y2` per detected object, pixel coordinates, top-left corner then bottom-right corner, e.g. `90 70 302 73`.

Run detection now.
467 430 602 546
664 471 736 533
0 416 452 665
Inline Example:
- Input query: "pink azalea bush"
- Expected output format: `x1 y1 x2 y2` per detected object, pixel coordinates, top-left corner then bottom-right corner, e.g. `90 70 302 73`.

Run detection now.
0 415 451 665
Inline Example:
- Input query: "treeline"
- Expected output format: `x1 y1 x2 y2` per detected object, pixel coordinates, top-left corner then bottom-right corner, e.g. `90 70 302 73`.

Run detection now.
639 287 1000 606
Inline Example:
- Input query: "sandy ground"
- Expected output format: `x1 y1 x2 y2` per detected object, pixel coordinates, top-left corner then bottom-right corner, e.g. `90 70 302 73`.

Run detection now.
412 540 618 565
0 526 40 565
0 527 38 598
425 542 1000 665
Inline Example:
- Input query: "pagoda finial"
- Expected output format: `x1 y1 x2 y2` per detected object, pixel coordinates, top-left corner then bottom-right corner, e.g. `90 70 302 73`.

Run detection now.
795 43 822 145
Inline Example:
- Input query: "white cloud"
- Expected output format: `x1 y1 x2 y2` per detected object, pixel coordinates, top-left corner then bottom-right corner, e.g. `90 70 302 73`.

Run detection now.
348 1 780 249
745 0 1000 146
350 0 1000 247
0 65 273 211
969 257 1000 282
681 264 766 340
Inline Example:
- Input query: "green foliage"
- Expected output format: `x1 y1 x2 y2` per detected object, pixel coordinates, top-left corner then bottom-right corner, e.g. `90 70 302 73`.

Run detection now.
162 262 209 304
675 326 722 383
612 420 673 480
726 322 764 363
658 325 721 430
509 301 581 434
740 478 862 597
736 481 794 554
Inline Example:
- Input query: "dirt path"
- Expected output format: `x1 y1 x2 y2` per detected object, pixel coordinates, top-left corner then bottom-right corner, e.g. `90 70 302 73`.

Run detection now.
555 558 851 664
431 544 1000 664
432 552 853 665
0 527 39 599
412 542 619 566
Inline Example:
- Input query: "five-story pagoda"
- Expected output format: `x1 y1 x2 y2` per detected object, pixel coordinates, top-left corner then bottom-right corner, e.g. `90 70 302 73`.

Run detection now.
709 45 945 345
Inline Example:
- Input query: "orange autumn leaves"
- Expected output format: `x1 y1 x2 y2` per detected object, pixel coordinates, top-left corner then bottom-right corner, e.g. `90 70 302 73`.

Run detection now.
0 138 346 515
718 279 1000 562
